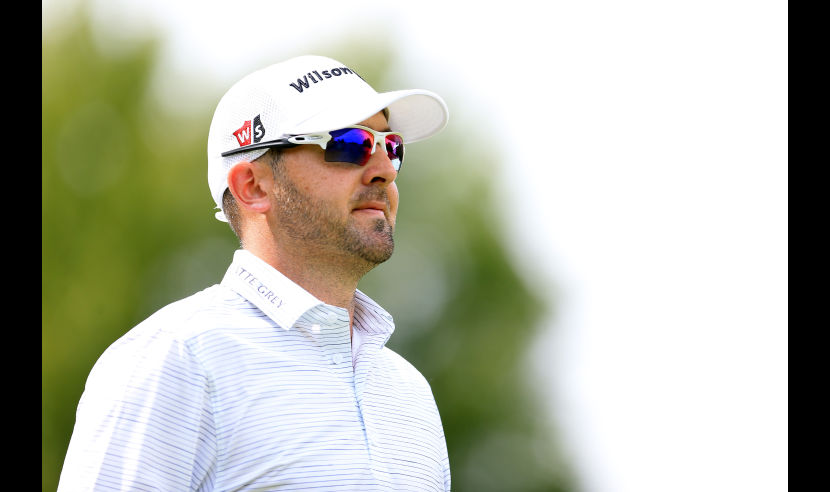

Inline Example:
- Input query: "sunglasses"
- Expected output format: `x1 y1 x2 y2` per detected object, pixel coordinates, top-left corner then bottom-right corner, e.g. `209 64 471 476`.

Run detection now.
221 125 405 171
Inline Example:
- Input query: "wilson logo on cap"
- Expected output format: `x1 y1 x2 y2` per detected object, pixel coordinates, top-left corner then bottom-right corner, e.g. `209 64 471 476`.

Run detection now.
288 66 361 93
232 115 265 147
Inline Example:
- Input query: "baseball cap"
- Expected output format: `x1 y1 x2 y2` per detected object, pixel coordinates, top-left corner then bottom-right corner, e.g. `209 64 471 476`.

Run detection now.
207 55 449 222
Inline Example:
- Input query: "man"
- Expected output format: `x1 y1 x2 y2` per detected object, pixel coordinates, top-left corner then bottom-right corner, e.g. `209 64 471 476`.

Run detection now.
58 55 451 491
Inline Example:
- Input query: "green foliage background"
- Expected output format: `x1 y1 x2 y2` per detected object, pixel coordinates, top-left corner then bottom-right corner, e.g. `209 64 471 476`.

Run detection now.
42 9 578 492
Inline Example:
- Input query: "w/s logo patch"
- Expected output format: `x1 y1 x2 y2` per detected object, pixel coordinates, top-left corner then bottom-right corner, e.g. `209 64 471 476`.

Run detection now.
232 115 265 147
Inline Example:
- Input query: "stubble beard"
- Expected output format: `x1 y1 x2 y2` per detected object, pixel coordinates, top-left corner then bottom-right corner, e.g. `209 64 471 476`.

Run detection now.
271 171 395 268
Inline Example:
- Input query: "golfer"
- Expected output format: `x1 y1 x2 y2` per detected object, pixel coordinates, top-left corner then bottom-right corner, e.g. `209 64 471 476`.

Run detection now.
58 54 451 491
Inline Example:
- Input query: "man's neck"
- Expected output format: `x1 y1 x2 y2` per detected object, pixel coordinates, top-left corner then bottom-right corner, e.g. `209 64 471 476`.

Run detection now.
271 251 360 311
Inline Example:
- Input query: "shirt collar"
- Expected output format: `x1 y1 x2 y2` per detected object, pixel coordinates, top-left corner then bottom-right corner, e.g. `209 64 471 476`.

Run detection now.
221 249 395 339
222 249 324 330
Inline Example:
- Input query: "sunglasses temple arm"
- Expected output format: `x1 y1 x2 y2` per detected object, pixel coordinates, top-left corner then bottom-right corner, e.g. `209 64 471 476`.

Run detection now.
287 133 332 149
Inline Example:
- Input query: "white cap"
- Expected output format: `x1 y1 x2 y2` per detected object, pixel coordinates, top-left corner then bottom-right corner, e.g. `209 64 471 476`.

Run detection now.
207 55 449 222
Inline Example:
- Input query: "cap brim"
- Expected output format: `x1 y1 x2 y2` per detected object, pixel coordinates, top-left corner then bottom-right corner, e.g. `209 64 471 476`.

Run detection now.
291 89 448 143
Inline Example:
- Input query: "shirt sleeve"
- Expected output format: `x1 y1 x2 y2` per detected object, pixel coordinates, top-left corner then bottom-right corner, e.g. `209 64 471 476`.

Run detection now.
58 328 216 491
440 426 451 491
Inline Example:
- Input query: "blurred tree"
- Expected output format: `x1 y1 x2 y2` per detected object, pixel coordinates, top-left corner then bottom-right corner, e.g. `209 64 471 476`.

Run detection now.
43 7 579 492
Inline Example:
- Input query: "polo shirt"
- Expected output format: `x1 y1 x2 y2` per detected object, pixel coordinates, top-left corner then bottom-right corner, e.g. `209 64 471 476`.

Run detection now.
58 249 451 491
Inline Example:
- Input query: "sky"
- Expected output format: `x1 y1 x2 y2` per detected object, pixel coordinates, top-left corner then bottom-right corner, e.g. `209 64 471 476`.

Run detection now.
43 1 788 491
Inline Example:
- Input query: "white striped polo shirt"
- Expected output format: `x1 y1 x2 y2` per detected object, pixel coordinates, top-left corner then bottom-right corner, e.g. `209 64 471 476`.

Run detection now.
58 249 451 491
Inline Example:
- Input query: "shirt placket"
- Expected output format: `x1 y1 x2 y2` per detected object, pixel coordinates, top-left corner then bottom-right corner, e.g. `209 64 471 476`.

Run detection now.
352 330 394 485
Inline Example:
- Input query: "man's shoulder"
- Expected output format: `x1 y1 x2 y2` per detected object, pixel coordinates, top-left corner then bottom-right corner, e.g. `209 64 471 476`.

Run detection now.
137 284 249 337
84 284 269 386
377 345 435 393
101 283 261 359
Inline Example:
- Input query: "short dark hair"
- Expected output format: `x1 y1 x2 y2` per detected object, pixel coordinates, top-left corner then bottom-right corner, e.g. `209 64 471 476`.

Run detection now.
222 149 283 241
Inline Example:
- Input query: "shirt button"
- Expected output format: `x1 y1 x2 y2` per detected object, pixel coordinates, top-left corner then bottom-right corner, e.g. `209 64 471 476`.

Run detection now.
332 353 344 365
324 312 336 322
311 324 321 334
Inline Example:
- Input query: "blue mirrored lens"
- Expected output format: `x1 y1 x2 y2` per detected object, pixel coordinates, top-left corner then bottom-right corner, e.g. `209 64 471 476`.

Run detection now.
324 128 404 170
325 128 373 165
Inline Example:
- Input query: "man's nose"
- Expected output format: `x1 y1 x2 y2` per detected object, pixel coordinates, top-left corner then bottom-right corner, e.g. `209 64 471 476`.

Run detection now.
362 142 399 185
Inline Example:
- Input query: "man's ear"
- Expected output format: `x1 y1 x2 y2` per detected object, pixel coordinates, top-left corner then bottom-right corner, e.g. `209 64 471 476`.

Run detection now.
227 161 272 215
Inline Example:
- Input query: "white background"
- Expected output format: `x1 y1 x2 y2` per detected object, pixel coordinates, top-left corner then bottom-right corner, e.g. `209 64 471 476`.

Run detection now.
43 1 788 491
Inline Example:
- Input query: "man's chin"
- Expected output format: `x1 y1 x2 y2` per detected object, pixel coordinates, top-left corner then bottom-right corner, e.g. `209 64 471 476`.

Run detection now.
354 228 395 265
361 235 395 265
